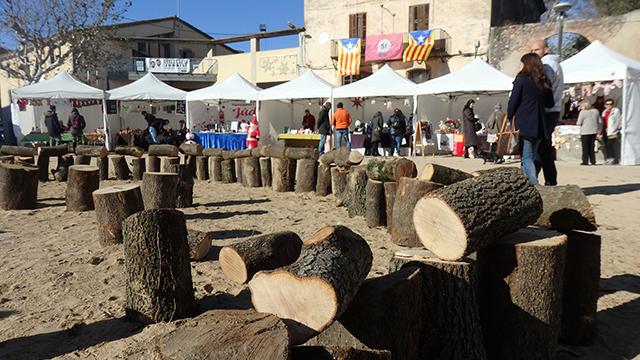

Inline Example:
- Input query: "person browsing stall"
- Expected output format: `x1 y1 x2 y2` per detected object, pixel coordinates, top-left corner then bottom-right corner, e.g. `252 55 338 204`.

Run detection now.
302 109 316 131
331 102 352 150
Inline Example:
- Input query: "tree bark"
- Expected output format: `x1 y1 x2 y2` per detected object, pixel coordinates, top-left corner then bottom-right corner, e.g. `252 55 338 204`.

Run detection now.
109 155 130 180
122 209 194 323
365 180 386 227
167 164 193 208
195 156 208 180
141 172 179 209
347 166 368 217
202 148 225 157
1 145 35 157
131 158 145 181
366 158 417 182
0 155 13 164
52 154 74 182
0 164 38 210
74 155 91 165
286 147 319 160
65 165 100 212
222 150 239 160
308 267 423 360
413 167 543 260
320 148 364 168
316 163 332 196
560 230 601 346
179 143 203 156
477 228 567 360
292 346 391 360
146 155 160 173
97 156 109 181
264 145 286 159
92 184 144 246
115 145 144 158
389 249 487 360
391 178 443 247
184 155 197 180
148 144 179 157
209 156 223 182
271 157 295 192
295 159 317 193
187 229 212 261
243 156 262 187
75 145 108 157
331 166 350 206
220 231 303 284
418 163 473 185
249 225 373 345
36 154 50 181
260 157 272 188
235 148 253 158
235 157 244 185
535 185 597 232
161 156 180 174
37 145 70 179
384 182 397 234
251 146 263 157
221 159 236 183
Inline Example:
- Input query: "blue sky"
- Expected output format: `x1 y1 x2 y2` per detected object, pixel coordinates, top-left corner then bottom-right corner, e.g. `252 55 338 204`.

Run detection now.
123 0 304 52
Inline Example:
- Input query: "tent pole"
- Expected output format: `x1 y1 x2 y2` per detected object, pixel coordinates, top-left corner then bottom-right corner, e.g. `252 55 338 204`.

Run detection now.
185 100 190 130
621 77 628 164
413 94 418 156
102 97 111 151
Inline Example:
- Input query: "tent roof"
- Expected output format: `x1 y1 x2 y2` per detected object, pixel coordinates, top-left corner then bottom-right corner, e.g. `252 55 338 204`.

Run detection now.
11 71 105 99
416 59 514 96
561 40 640 83
259 70 334 101
186 73 261 101
107 72 186 100
333 64 417 98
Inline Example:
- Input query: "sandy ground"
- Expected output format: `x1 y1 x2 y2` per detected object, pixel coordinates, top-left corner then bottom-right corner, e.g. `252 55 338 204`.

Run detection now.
0 156 638 359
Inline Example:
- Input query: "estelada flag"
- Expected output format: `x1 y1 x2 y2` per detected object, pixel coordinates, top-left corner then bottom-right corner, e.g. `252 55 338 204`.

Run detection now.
338 38 362 76
403 30 435 63
365 33 403 62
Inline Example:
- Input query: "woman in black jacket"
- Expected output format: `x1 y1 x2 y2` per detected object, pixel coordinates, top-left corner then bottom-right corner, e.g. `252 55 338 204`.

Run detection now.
507 53 555 185
462 99 479 158
368 111 384 156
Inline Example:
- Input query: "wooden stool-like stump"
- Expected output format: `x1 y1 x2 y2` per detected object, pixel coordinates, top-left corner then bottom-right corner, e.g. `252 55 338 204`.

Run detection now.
365 179 386 227
295 158 317 193
243 156 261 188
260 157 272 188
110 154 130 180
141 172 179 209
146 155 160 172
97 156 109 180
66 165 100 211
160 156 179 174
0 164 39 210
208 156 222 182
52 154 74 182
235 158 244 184
315 163 331 196
221 159 236 183
131 158 145 181
384 182 397 234
195 156 208 180
271 157 295 192
93 184 144 246
330 167 349 206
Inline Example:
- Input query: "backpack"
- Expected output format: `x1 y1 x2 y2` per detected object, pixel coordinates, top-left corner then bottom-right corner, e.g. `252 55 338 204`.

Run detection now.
71 114 85 130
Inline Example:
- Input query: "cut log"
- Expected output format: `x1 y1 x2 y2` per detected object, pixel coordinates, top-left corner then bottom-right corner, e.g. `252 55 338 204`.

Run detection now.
161 156 180 174
75 145 108 158
308 267 423 360
109 155 131 180
65 165 100 211
122 209 194 323
365 180 385 227
222 150 239 160
131 158 145 181
316 163 332 196
220 231 303 284
137 310 290 360
184 155 197 179
413 167 543 260
320 148 364 168
166 164 193 208
148 144 179 157
295 159 317 193
392 178 443 247
187 229 212 261
292 346 391 360
195 156 208 180
331 166 350 206
265 145 286 159
235 158 244 185
221 159 236 183
141 172 179 209
1 145 35 157
74 155 91 165
115 145 144 158
286 147 319 160
418 163 473 185
271 157 295 192
36 154 50 181
251 146 263 157
560 230 601 346
0 164 39 210
383 182 397 234
37 144 70 158
260 157 272 188
15 156 34 166
202 148 225 157
243 156 262 187
92 184 144 246
235 148 253 158
0 155 13 164
146 155 160 172
346 166 368 217
477 228 567 360
249 225 373 345
535 185 597 232
179 143 203 156
208 156 223 182
52 154 74 182
366 158 417 182
389 249 487 360
97 156 109 180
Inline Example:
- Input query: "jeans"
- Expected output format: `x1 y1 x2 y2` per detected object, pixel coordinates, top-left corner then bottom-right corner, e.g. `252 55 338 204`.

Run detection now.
581 134 596 165
521 137 541 185
335 129 351 150
149 127 158 144
318 133 327 155
391 134 403 156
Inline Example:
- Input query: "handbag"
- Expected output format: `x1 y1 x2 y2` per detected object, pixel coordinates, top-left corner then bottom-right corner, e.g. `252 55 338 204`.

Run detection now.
496 115 520 156
473 121 482 132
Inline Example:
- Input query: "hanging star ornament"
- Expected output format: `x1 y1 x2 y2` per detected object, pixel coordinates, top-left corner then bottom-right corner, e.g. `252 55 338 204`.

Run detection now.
351 97 363 109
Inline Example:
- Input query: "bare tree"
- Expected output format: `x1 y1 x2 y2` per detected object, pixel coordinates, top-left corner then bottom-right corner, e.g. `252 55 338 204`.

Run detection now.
0 0 130 84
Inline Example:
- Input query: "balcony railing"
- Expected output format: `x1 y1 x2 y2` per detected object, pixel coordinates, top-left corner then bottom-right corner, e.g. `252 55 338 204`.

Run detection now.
107 57 217 80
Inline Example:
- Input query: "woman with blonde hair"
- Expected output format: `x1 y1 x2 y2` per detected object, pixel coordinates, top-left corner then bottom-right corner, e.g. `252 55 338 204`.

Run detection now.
576 101 602 165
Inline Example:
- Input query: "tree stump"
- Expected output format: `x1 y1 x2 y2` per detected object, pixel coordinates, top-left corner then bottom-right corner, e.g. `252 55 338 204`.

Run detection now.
295 158 317 193
0 155 13 164
161 156 180 174
413 167 543 260
249 225 373 345
271 157 295 192
391 178 443 247
208 156 223 182
52 154 74 182
148 144 179 157
346 166 368 217
36 144 69 181
75 145 108 157
122 209 194 323
92 184 144 246
365 180 386 227
389 249 487 360
331 167 349 206
131 158 145 181
535 185 597 232
168 164 194 208
146 155 160 172
220 231 303 284
418 163 473 185
316 163 332 196
66 165 100 211
187 229 212 261
141 172 179 209
366 158 417 182
195 156 208 180
384 182 397 234
97 156 109 180
179 143 203 156
36 154 50 181
260 157 272 188
477 228 567 360
221 159 236 183
1 145 35 157
243 156 262 188
0 164 39 210
292 346 391 360
235 157 244 184
74 155 91 165
184 155 197 180
109 155 130 180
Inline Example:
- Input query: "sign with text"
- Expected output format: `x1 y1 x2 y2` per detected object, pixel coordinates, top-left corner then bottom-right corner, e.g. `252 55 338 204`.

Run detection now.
145 58 190 73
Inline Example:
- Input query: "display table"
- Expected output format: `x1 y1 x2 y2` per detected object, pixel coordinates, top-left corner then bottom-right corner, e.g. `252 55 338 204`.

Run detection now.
22 132 76 144
277 134 320 148
194 132 247 150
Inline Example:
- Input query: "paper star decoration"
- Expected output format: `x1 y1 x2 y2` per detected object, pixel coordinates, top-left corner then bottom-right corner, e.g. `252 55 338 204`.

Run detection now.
351 97 363 109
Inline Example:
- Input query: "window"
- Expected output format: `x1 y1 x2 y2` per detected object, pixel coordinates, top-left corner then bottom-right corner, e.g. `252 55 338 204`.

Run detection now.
180 49 194 59
137 42 147 54
409 4 430 31
342 71 371 85
349 13 367 39
408 68 431 84
162 43 171 58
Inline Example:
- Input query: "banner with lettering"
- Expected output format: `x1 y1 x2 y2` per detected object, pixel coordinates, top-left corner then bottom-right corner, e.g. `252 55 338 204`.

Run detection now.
217 101 257 124
365 33 403 62
145 58 191 73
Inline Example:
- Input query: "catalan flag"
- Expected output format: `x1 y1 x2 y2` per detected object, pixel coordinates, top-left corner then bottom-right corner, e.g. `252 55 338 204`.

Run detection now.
403 30 435 63
338 38 362 76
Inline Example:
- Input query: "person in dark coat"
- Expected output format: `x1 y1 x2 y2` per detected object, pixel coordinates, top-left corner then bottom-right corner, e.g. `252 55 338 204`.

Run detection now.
386 108 407 156
462 99 479 158
67 108 86 148
367 111 383 156
44 105 62 146
316 102 332 155
507 53 555 185
485 103 506 163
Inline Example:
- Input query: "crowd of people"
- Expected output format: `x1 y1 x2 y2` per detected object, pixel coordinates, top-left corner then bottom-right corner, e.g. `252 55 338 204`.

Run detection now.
44 105 86 148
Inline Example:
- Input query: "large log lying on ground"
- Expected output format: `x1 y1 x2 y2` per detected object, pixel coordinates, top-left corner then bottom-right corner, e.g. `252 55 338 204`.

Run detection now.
308 266 423 360
413 167 543 260
97 156 109 180
477 228 567 360
346 166 368 217
235 148 253 158
187 229 212 261
243 156 261 187
1 145 35 157
316 163 332 196
292 346 391 360
146 155 160 172
418 163 473 185
319 148 364 168
220 231 303 284
260 157 272 188
366 158 417 182
390 249 487 360
66 165 100 211
148 144 179 157
0 164 38 210
209 156 223 182
115 145 144 158
52 154 74 182
202 148 225 157
221 159 236 183
122 209 194 323
141 172 179 209
92 184 144 246
271 157 295 192
384 182 397 234
179 143 203 156
331 167 349 206
295 158 317 193
560 230 601 346
131 158 145 181
109 155 131 180
75 145 108 158
392 178 442 247
196 156 208 180
286 147 319 160
365 180 385 227
249 226 373 345
535 185 597 232
222 150 239 160
263 145 286 159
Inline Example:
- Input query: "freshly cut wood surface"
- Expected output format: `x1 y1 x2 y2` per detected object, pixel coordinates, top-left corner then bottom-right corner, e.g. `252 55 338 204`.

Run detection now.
75 145 108 158
187 229 212 261
419 163 473 185
141 172 179 209
65 165 100 212
179 143 203 156
1 145 35 157
0 164 39 210
115 145 144 158
92 184 143 246
391 178 442 247
148 144 179 157
535 184 597 232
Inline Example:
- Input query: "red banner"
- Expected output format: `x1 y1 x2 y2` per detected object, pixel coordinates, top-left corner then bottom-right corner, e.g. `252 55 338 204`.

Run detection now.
365 33 403 62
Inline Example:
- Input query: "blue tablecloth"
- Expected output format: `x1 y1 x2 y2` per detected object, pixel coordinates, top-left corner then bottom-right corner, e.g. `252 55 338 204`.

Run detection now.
194 132 247 150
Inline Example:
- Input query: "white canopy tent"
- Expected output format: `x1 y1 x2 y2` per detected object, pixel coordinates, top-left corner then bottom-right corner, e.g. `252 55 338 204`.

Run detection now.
333 64 417 99
107 72 186 101
561 40 640 165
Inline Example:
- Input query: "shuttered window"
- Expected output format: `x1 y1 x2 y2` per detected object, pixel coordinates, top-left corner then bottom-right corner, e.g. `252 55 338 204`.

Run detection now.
409 4 430 31
349 13 367 39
